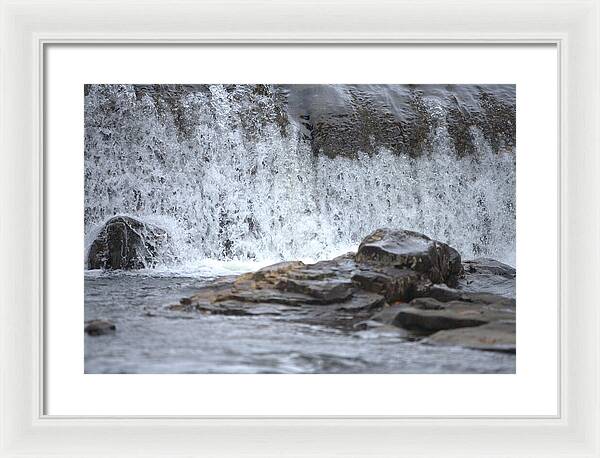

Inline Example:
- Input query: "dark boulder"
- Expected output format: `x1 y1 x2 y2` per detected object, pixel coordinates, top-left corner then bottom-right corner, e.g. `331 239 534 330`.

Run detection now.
84 319 116 336
356 228 463 286
87 216 170 270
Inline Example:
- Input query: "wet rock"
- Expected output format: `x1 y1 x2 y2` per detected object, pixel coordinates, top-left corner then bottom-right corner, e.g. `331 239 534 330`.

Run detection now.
85 319 116 336
453 292 516 310
414 284 465 302
414 284 516 308
425 321 516 353
87 216 170 270
117 85 515 160
410 297 446 310
460 258 516 298
221 259 359 307
171 252 386 329
167 276 237 312
465 258 515 277
370 304 401 323
331 290 386 312
373 303 486 332
351 265 421 302
219 288 329 307
276 278 355 303
293 291 386 329
356 229 463 286
193 300 291 317
373 295 514 333
284 84 515 159
171 228 515 348
394 306 484 331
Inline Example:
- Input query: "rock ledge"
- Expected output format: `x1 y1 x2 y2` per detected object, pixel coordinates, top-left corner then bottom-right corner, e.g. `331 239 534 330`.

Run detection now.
169 229 516 353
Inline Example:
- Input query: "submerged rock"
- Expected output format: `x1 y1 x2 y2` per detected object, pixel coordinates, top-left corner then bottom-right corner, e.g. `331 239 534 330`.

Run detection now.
85 319 116 336
87 216 170 270
169 228 515 351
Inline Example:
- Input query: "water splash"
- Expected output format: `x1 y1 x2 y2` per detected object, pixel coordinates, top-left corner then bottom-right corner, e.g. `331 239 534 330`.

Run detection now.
84 84 516 269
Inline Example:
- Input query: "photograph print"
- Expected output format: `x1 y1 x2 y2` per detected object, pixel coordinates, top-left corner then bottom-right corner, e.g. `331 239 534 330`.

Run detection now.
84 83 516 374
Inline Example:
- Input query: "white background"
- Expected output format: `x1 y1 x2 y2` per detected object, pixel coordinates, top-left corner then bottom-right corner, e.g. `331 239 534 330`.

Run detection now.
45 44 558 416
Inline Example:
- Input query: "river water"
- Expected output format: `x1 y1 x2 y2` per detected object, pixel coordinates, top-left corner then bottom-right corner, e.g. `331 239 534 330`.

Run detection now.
84 266 516 374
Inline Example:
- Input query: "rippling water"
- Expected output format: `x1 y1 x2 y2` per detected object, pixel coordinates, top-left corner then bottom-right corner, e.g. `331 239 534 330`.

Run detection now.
84 270 516 374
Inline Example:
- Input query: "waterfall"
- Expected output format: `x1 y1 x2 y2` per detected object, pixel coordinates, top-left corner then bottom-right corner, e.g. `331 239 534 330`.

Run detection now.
84 84 516 268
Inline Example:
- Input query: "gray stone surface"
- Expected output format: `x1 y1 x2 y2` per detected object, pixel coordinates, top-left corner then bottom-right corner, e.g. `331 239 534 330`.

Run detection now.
425 321 516 353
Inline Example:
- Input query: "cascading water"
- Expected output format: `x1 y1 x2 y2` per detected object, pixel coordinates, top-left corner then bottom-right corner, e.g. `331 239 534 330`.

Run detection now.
84 84 516 270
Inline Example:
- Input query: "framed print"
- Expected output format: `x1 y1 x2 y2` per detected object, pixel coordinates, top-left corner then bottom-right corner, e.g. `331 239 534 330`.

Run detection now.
45 44 556 417
82 81 518 375
1 0 599 457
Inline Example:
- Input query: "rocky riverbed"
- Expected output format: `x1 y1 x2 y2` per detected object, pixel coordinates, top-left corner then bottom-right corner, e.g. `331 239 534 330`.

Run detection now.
164 228 515 354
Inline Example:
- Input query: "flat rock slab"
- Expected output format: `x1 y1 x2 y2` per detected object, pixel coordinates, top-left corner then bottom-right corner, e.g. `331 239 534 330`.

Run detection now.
425 321 516 353
168 255 388 329
414 284 516 308
275 277 355 303
391 306 488 331
193 301 294 317
219 288 328 307
373 296 515 333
